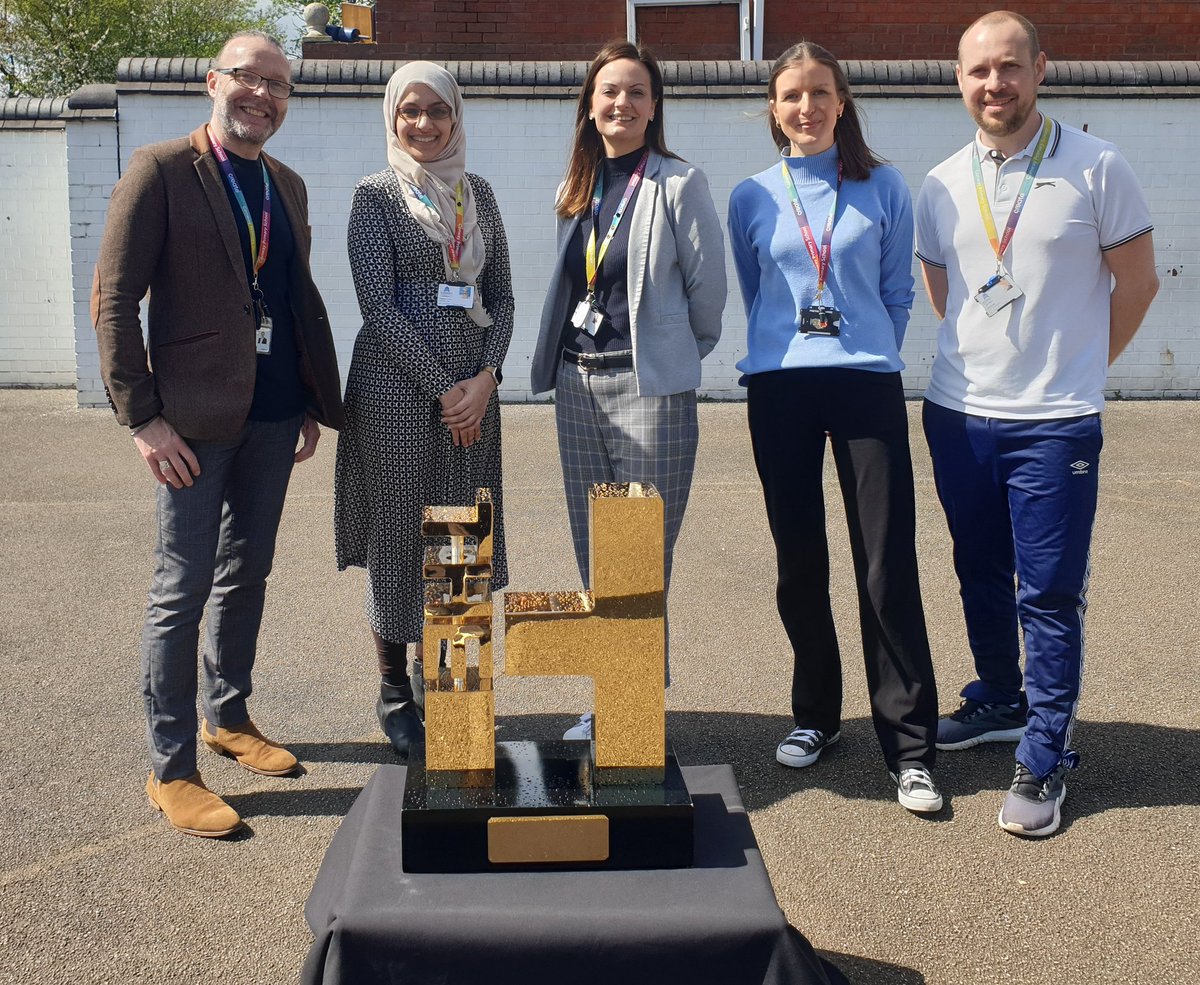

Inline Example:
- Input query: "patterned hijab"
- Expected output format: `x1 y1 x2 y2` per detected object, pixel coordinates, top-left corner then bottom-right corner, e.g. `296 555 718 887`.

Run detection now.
383 62 490 327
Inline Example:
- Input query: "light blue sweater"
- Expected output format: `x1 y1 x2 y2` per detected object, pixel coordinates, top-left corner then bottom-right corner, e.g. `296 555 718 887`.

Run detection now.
728 145 915 378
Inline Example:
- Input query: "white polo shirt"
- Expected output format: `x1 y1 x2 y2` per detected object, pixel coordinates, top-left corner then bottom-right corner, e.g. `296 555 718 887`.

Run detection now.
916 117 1153 419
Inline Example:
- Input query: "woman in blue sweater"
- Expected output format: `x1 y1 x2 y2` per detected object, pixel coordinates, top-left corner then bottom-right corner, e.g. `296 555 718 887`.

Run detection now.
728 42 941 813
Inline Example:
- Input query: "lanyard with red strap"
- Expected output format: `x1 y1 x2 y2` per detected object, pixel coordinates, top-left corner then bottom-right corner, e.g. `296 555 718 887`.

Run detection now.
408 179 466 278
780 158 842 306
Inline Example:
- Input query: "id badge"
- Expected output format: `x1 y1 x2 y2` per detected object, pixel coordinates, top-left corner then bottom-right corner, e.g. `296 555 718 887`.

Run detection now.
974 272 1024 317
799 305 841 337
255 315 273 355
571 299 605 337
437 282 475 308
571 299 592 329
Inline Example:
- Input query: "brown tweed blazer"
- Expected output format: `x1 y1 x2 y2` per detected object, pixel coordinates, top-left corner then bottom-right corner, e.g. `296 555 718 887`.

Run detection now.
92 125 344 439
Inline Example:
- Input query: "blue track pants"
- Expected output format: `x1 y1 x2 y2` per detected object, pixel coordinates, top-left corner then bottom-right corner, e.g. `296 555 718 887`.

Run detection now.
922 400 1102 778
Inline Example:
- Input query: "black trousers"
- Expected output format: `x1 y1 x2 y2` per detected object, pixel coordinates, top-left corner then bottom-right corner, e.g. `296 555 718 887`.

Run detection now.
747 368 938 771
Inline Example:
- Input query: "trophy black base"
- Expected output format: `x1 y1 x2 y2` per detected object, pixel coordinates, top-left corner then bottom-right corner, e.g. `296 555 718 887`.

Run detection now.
401 740 693 873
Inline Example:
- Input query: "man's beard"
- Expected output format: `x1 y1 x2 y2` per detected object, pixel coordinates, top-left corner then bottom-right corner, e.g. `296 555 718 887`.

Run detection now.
215 100 277 148
970 95 1035 138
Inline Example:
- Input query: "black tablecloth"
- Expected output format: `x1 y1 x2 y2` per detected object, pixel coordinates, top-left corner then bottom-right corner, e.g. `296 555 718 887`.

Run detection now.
303 764 847 985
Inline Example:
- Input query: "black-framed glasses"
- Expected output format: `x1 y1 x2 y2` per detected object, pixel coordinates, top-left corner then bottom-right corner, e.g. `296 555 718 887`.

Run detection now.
397 104 452 122
215 67 295 100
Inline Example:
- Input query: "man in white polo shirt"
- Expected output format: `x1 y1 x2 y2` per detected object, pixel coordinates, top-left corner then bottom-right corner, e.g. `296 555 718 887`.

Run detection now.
915 10 1159 837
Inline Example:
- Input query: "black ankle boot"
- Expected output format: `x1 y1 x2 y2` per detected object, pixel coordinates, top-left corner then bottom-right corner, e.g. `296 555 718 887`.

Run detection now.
411 659 426 720
411 651 448 722
377 681 424 759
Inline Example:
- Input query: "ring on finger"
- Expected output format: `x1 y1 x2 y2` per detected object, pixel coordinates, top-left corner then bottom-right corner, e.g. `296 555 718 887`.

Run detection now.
159 460 172 471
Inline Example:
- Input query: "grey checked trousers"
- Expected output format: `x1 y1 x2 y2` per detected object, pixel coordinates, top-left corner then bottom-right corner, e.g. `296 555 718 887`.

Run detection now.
554 360 698 676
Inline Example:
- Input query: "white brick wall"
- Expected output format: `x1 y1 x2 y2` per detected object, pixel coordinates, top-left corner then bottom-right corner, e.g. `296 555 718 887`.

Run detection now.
0 128 74 386
66 118 121 407
52 89 1200 405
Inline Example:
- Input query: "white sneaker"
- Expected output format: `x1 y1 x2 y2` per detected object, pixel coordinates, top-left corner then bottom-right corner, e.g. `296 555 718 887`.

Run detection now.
890 765 944 813
562 713 593 741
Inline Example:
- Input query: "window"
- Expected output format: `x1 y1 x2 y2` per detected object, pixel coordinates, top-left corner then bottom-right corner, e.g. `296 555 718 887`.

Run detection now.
626 0 764 61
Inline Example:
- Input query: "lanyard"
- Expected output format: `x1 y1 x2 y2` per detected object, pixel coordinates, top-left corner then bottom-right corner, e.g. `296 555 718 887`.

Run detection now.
448 181 465 277
207 127 271 292
408 180 466 278
971 115 1053 272
780 158 842 304
585 150 649 296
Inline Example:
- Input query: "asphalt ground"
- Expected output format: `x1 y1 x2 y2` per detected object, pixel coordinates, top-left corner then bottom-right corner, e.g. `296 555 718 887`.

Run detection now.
0 389 1196 985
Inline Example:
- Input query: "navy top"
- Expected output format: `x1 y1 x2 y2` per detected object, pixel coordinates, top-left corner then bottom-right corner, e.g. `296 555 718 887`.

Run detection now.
560 146 645 354
222 150 305 422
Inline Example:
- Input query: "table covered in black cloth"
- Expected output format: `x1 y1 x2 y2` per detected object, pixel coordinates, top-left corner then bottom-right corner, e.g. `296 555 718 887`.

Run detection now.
303 764 847 985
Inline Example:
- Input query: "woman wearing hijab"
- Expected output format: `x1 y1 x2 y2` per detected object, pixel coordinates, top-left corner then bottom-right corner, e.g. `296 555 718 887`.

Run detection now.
529 40 726 741
335 62 514 757
727 42 941 813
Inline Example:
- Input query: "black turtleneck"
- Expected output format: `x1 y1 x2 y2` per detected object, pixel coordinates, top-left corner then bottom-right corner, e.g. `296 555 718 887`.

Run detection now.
561 145 647 354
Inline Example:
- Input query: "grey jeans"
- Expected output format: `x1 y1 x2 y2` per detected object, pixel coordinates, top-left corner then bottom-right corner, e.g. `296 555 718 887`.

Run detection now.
141 414 302 781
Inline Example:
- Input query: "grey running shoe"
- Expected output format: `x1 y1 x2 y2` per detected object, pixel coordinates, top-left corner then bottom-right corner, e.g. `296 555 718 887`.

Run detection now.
890 765 944 813
776 728 840 768
998 762 1067 837
936 696 1028 750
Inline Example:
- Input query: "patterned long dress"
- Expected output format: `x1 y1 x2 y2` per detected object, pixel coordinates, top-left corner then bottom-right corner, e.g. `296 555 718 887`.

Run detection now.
334 169 513 643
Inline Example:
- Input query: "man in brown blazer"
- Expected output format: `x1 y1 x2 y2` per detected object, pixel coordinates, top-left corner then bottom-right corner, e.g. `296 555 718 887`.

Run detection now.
92 31 343 838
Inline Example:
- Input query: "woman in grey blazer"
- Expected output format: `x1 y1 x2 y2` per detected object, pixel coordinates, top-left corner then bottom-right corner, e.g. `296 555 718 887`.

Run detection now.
531 40 726 740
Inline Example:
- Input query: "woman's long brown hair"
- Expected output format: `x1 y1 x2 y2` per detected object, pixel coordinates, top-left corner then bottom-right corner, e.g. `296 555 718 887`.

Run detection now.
556 39 681 218
768 41 884 182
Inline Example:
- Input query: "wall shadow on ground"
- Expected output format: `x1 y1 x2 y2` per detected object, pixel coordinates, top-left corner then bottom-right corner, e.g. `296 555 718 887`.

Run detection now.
499 712 1200 819
238 715 1196 825
223 783 365 819
287 740 397 765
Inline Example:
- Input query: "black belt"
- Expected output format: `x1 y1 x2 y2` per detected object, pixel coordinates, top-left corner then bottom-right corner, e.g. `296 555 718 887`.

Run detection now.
562 349 633 370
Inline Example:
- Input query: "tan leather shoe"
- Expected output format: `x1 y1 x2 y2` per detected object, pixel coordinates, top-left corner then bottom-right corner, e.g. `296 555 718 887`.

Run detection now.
201 718 299 776
146 772 243 838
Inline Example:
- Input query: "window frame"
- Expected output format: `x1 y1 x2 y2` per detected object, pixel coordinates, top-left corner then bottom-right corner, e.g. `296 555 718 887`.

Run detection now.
625 0 764 61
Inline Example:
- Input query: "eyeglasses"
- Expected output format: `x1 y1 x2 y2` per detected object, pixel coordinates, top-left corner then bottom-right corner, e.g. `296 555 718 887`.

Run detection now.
215 67 295 100
397 104 452 123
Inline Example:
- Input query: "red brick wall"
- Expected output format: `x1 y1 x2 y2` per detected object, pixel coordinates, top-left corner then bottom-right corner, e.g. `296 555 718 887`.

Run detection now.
370 0 624 60
636 5 741 60
761 1 1200 61
310 1 1200 62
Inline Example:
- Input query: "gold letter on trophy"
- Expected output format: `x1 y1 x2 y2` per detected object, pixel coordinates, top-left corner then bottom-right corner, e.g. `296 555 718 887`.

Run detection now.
504 483 665 772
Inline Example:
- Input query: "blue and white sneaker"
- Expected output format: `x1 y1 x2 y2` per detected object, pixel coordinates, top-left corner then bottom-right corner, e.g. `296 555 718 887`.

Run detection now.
776 727 840 768
998 761 1067 837
936 696 1028 750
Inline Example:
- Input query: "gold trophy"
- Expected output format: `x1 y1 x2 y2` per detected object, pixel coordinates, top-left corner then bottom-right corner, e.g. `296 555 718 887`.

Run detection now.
402 484 692 872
